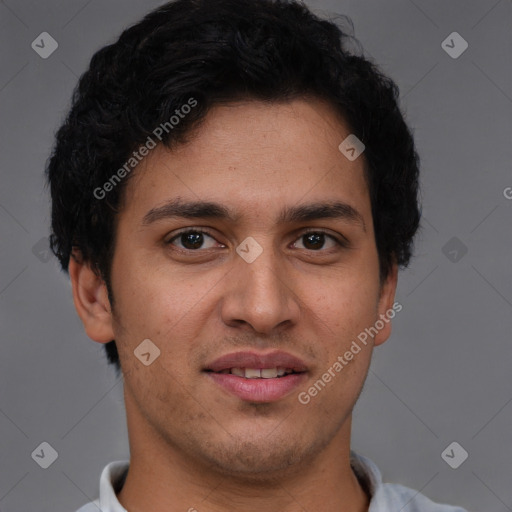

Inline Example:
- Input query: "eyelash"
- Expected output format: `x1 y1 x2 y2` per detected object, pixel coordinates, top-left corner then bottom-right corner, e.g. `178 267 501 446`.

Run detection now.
166 228 348 252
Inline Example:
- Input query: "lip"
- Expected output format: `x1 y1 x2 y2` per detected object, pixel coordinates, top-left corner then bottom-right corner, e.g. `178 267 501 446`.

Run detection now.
204 350 309 403
204 350 308 373
206 372 307 402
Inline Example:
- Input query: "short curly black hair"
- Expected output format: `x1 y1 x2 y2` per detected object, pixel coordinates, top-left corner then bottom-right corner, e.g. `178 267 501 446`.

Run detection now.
45 0 421 375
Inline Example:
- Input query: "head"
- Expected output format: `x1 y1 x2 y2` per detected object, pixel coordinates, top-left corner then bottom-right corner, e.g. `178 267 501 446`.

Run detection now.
46 0 420 477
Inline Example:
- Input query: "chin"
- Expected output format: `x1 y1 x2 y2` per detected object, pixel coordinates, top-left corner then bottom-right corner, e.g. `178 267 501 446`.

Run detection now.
195 433 325 481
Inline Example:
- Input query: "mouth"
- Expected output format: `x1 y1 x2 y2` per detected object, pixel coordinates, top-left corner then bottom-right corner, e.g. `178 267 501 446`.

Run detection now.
206 367 302 378
204 351 308 402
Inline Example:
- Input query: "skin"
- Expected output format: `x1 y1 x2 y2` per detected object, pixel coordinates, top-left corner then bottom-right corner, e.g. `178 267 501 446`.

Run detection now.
69 97 398 512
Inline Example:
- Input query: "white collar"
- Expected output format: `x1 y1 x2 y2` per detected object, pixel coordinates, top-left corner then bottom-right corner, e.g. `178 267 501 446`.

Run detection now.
93 451 381 511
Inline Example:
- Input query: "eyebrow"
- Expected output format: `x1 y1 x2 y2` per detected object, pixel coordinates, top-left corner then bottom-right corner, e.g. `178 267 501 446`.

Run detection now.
141 198 366 232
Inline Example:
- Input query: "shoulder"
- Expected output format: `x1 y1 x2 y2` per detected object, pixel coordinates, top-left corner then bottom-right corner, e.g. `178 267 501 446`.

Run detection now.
374 482 468 512
350 451 468 512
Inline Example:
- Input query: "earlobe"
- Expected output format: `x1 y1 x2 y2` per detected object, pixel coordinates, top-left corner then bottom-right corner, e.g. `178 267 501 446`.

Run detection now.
373 262 399 347
68 249 115 343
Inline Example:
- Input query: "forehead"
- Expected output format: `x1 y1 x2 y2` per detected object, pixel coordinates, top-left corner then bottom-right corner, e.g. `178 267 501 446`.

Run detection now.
121 98 371 226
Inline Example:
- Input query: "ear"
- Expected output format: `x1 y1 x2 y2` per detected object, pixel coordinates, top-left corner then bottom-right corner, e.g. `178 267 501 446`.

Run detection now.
373 261 399 347
68 249 115 343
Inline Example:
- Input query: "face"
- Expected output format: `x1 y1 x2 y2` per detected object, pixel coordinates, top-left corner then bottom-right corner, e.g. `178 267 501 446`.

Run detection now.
76 98 397 478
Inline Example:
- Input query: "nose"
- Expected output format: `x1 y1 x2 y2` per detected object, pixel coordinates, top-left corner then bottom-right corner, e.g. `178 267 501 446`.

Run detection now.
220 242 301 335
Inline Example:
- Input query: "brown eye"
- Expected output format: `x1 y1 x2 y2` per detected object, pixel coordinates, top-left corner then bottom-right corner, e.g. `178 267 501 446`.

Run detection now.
293 230 345 251
167 230 220 251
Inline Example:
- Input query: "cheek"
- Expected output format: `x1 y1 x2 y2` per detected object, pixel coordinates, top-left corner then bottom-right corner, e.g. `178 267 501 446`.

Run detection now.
311 292 376 401
110 265 183 355
309 270 380 335
112 264 218 374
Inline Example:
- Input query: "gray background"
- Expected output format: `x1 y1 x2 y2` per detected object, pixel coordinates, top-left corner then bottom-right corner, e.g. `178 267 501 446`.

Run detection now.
0 1 510 511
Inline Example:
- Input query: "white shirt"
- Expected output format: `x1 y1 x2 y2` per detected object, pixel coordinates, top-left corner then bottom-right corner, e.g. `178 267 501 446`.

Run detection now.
75 451 468 511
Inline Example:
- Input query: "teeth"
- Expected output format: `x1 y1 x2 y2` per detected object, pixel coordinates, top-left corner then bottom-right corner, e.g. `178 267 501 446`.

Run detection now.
261 368 278 378
227 367 292 378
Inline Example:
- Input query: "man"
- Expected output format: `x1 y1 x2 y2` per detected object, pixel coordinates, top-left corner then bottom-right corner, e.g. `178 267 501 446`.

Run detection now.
45 0 468 510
